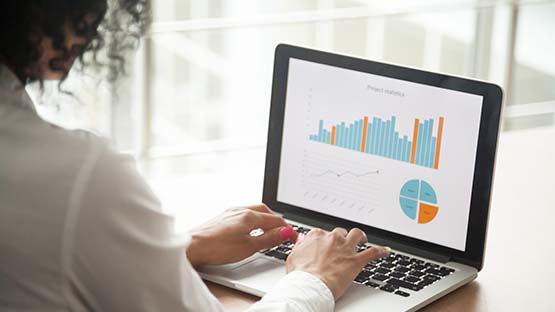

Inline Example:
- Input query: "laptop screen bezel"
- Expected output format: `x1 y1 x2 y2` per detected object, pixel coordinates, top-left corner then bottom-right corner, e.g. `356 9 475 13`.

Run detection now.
262 44 502 271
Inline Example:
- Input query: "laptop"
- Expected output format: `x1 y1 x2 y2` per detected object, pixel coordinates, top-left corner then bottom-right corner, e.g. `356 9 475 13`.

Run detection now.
199 44 503 311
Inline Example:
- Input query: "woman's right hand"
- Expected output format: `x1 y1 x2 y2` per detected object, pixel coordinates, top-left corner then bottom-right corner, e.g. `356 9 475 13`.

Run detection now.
286 227 390 300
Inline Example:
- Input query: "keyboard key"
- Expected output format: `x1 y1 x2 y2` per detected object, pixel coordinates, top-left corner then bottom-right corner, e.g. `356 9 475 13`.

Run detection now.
404 276 421 283
364 264 377 271
372 274 389 281
397 260 411 266
375 267 390 274
423 274 441 281
380 284 398 293
386 278 423 291
265 250 288 261
412 264 426 271
365 281 380 288
408 270 426 277
380 262 395 269
395 290 411 297
394 266 410 273
389 272 405 279
424 268 450 276
355 270 374 283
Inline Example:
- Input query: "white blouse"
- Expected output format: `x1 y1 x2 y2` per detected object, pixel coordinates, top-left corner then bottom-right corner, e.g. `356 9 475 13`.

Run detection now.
0 65 334 311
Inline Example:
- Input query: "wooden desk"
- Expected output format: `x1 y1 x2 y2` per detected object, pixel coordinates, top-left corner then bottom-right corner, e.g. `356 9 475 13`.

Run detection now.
205 128 555 311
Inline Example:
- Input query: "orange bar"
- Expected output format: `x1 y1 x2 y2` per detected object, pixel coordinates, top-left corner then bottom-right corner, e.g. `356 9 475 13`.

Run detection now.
410 118 420 164
433 117 444 169
331 126 336 145
360 116 369 152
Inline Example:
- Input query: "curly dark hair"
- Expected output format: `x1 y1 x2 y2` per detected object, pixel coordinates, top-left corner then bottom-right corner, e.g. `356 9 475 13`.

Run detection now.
0 0 149 84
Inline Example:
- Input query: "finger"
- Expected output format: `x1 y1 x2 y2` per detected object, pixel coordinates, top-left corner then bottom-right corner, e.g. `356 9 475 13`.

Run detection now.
345 228 368 246
356 246 391 265
306 228 325 237
251 226 296 250
245 204 274 214
244 210 288 231
331 227 348 237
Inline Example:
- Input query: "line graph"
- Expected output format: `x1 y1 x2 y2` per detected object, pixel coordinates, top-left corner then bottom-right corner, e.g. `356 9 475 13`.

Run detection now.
298 150 383 218
310 169 380 178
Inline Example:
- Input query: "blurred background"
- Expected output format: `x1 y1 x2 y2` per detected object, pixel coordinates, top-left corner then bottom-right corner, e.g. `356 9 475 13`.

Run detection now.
28 0 555 230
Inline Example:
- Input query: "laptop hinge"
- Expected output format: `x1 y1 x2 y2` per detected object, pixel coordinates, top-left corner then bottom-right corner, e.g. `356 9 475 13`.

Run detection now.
284 212 451 264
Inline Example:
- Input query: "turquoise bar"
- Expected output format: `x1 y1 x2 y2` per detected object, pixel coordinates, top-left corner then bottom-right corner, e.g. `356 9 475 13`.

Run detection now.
408 142 412 163
390 116 397 158
392 135 398 160
378 120 384 156
423 121 429 164
427 119 434 167
340 122 346 147
416 123 423 165
346 123 351 149
428 120 434 167
335 125 342 147
366 122 372 153
349 123 355 150
384 120 390 157
426 120 434 166
351 122 357 150
405 138 409 162
348 123 352 150
393 131 399 159
350 124 354 149
353 121 359 150
371 118 378 154
422 119 430 166
356 119 363 151
395 134 403 160
374 120 380 155
398 138 405 161
402 139 406 161
353 121 357 150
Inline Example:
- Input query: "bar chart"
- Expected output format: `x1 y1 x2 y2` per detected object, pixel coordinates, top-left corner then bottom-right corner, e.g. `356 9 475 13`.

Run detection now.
308 115 445 169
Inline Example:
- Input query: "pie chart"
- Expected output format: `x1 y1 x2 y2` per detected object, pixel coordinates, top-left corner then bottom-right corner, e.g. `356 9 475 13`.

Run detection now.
399 179 439 224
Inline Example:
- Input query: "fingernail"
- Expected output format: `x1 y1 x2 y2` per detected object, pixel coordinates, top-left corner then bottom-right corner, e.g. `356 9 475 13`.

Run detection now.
381 246 391 257
279 226 295 241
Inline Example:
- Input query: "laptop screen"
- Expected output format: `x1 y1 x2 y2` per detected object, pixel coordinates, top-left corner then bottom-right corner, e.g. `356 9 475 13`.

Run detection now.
276 58 484 251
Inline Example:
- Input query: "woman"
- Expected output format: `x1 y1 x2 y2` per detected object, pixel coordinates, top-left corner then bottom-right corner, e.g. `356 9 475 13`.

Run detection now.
0 1 390 311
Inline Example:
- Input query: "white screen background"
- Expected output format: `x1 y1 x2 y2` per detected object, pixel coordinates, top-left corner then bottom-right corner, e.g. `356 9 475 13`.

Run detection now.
277 58 483 251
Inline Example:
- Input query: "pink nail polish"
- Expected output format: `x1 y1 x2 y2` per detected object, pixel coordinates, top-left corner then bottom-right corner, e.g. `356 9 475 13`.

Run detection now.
279 226 294 241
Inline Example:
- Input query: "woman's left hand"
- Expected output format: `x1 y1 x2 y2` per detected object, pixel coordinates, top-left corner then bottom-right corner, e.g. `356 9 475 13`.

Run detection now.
186 204 297 267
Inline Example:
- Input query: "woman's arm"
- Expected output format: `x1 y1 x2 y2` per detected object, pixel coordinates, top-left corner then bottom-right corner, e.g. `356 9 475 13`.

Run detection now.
68 142 387 311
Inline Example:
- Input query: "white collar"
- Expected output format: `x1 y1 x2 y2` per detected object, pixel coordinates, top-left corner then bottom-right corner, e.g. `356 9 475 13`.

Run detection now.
0 64 37 113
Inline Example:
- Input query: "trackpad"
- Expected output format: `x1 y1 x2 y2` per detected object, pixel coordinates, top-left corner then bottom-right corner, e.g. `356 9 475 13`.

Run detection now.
223 257 286 293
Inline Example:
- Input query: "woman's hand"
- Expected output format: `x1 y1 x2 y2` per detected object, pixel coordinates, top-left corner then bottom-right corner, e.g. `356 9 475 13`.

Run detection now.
186 205 297 267
286 227 390 300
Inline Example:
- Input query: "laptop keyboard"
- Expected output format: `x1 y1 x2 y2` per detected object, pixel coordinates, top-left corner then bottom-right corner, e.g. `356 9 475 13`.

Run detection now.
261 225 456 298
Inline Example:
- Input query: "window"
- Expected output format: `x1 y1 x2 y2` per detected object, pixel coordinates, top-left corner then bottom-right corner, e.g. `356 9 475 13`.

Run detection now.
34 0 555 228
